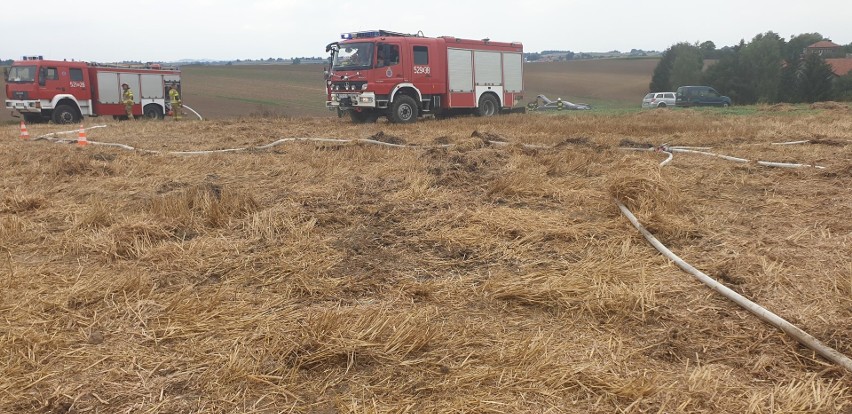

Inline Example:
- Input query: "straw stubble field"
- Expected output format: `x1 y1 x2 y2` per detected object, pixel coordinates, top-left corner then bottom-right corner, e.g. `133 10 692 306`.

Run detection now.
1 108 851 413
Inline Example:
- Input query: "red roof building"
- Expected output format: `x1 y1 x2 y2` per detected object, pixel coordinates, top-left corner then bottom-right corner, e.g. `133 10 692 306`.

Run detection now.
804 40 845 58
826 58 852 77
808 40 842 49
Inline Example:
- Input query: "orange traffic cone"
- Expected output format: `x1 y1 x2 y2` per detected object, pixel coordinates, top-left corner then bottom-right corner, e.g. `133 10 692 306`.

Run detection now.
77 124 88 146
19 120 30 140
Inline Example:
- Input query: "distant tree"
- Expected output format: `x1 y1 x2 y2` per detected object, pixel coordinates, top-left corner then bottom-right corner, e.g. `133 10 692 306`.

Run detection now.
834 72 852 101
650 42 702 92
699 41 718 58
291 58 302 65
524 52 541 61
777 57 798 102
670 45 703 88
703 42 754 104
784 33 824 62
740 32 784 102
795 53 835 102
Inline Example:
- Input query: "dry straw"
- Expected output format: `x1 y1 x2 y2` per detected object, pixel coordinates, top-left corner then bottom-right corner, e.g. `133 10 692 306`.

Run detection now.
1 110 850 413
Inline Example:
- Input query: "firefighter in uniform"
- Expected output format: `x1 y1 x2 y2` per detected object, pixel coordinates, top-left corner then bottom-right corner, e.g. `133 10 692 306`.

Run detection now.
169 84 182 120
556 97 564 111
121 83 134 119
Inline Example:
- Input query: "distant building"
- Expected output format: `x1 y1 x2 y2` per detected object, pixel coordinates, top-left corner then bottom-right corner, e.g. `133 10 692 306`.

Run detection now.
805 41 852 76
804 40 845 58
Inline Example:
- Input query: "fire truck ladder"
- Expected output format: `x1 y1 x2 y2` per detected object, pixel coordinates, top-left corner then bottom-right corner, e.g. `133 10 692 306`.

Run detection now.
340 30 425 39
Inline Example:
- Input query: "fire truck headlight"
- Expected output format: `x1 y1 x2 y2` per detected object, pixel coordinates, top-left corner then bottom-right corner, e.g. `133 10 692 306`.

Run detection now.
359 97 373 103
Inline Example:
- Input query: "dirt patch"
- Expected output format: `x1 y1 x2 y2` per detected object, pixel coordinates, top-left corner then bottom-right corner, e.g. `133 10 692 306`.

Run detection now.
470 130 506 142
760 103 797 112
810 101 850 110
619 138 654 148
368 131 406 145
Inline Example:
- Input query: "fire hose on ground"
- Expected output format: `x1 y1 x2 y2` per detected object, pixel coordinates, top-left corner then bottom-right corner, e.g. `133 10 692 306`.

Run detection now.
181 104 203 121
28 134 831 169
621 144 827 169
614 199 852 374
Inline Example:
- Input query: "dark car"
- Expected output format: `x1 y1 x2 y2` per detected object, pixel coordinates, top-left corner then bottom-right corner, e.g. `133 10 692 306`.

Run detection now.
675 86 731 107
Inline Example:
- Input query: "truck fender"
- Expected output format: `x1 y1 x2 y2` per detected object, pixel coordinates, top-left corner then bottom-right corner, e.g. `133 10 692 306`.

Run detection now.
390 83 422 104
50 94 81 111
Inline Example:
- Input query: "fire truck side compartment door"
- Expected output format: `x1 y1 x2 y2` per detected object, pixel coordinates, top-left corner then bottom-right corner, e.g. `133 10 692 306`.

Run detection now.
503 53 523 93
502 52 523 107
474 51 501 86
96 72 121 104
447 48 474 107
141 74 164 99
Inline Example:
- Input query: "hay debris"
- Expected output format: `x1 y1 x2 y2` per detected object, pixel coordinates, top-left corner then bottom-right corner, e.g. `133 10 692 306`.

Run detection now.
1 111 850 412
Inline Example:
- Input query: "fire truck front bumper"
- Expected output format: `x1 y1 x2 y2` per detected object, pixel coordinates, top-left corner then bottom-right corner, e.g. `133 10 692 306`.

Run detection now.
5 99 43 113
326 92 377 110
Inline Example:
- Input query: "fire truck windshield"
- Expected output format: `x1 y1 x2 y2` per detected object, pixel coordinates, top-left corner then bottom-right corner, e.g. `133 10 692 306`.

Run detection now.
7 65 36 83
333 43 374 70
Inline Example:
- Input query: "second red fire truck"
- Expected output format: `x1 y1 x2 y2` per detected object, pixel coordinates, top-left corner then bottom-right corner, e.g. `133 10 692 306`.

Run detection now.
5 56 181 124
325 30 524 123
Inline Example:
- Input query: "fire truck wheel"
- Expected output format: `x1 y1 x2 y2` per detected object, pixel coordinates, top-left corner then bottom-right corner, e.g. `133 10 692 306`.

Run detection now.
143 104 164 120
52 105 79 124
477 94 499 117
349 110 378 123
390 95 418 123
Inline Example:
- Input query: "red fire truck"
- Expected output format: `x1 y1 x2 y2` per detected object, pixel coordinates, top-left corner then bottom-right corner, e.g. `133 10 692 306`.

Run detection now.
5 56 181 124
325 30 524 123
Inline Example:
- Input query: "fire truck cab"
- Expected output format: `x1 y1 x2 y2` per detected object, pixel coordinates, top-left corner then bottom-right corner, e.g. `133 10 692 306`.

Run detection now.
5 56 181 123
325 30 524 123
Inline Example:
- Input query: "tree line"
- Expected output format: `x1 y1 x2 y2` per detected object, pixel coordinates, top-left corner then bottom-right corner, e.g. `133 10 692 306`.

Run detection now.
650 33 852 103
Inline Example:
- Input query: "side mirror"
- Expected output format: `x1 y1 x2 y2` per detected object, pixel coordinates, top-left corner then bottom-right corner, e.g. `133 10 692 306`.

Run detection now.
2 67 8 80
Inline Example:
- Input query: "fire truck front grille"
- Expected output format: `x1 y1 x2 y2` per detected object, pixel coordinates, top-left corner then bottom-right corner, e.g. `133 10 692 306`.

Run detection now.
13 91 29 100
330 81 366 92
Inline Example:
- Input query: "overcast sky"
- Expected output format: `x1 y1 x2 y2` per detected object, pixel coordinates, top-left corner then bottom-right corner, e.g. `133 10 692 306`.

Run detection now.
3 0 850 62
